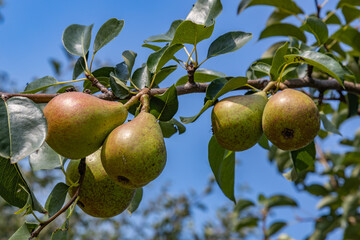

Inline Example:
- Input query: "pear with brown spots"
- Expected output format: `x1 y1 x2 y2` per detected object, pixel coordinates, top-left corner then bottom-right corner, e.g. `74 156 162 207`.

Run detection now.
44 92 128 159
262 89 320 151
66 149 135 218
211 91 268 151
101 112 167 189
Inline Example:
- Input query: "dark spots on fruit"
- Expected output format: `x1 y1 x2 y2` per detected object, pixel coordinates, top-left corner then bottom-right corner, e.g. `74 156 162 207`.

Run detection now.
282 128 294 139
118 176 130 183
78 200 85 208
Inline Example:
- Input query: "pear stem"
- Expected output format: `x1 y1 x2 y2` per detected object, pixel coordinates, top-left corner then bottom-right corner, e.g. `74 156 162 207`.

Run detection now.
29 158 87 239
262 81 277 93
140 94 150 113
124 88 149 110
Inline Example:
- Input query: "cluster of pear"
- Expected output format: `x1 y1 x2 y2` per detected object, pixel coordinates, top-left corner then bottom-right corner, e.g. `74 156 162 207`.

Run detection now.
211 88 320 152
43 92 167 218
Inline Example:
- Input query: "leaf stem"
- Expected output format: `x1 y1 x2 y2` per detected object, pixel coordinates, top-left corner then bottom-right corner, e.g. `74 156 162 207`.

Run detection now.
184 46 195 65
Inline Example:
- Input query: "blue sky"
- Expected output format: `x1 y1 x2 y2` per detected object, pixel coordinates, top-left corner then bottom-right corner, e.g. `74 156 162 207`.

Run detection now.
0 0 351 239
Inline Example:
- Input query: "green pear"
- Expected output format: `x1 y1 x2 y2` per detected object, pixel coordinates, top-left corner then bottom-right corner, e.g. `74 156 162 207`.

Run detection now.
211 91 268 151
101 112 167 189
262 89 320 151
66 149 135 218
43 92 128 159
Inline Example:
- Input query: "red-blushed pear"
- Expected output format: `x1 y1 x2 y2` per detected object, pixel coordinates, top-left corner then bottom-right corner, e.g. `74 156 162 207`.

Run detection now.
262 89 320 151
43 92 128 159
211 91 268 151
66 149 135 218
101 112 167 189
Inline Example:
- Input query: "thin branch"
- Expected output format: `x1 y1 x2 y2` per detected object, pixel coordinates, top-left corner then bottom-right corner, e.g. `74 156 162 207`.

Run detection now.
1 78 360 104
85 73 113 98
30 158 87 239
315 144 338 190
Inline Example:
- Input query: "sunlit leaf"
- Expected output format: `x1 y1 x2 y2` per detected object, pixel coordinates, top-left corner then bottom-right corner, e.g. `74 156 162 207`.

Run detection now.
94 18 124 53
259 23 306 42
62 24 93 57
186 0 222 26
207 31 252 58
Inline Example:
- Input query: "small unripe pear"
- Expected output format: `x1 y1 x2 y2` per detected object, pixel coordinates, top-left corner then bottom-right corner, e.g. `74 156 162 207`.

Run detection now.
262 89 320 151
101 112 167 189
211 91 268 151
44 92 128 159
66 149 135 218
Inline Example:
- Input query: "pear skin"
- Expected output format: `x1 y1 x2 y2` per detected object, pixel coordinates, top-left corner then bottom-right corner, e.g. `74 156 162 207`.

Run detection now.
66 149 135 218
43 92 128 159
262 89 320 151
211 91 268 151
101 112 167 189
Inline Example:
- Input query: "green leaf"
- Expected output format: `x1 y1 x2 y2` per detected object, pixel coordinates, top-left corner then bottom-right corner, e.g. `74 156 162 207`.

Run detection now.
147 44 183 73
235 217 258 230
284 51 345 86
208 136 236 203
29 142 63 171
234 199 255 212
23 76 58 94
180 77 247 123
331 26 360 53
347 93 359 117
150 85 178 121
171 20 214 46
319 112 342 135
51 229 68 240
0 157 45 212
305 184 329 196
0 97 47 163
324 11 342 25
62 24 93 57
265 194 298 209
113 62 130 81
258 134 270 150
73 54 88 80
270 42 289 81
176 68 226 86
132 65 151 89
144 19 183 43
9 222 38 240
142 43 162 52
159 118 186 138
302 16 328 45
122 50 137 76
45 182 69 217
153 65 177 86
342 4 360 24
109 74 130 99
186 0 222 27
317 195 340 209
251 62 271 76
337 0 360 8
290 141 316 175
207 31 252 58
92 67 114 78
266 221 287 237
259 23 306 42
127 188 143 215
93 18 124 53
266 9 291 26
237 0 304 15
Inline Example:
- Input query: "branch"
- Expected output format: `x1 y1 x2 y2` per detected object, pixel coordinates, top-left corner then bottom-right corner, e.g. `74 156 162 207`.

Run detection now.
1 78 359 104
85 73 113 98
30 158 86 239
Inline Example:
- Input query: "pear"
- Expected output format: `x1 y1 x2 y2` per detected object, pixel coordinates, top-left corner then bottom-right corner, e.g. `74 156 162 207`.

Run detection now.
101 112 167 189
211 91 268 151
43 92 128 159
262 89 320 151
66 149 135 218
